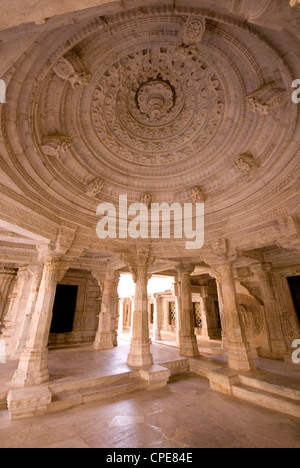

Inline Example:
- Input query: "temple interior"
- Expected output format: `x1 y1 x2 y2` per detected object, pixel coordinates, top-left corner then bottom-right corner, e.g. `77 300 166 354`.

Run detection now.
0 0 299 449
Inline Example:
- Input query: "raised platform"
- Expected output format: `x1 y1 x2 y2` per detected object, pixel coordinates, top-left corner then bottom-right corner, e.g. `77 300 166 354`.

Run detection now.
1 340 300 421
189 355 300 419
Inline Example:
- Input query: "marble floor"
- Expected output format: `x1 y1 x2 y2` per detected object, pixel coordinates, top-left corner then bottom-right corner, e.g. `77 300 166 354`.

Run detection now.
0 338 299 448
0 373 299 448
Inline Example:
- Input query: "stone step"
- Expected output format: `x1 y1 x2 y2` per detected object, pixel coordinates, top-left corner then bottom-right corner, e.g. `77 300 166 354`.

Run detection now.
238 374 300 402
49 377 148 413
49 371 140 394
231 383 300 419
159 359 189 376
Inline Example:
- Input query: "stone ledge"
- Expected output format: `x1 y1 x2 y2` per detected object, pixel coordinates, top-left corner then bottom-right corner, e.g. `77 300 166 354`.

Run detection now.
207 368 240 396
7 386 52 421
139 365 171 390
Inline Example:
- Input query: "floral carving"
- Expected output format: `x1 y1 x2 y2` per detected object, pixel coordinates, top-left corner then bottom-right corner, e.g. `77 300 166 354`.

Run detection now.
85 178 104 198
137 79 175 122
183 17 206 45
140 193 151 207
235 154 259 176
246 82 288 116
52 57 91 89
189 186 206 203
41 135 72 158
91 47 224 166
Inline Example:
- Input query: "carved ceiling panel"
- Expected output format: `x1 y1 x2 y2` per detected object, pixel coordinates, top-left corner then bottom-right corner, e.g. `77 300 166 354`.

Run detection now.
0 3 299 258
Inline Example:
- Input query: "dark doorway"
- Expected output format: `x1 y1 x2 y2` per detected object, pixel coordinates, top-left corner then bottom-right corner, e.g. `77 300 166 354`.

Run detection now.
50 285 78 334
287 276 300 325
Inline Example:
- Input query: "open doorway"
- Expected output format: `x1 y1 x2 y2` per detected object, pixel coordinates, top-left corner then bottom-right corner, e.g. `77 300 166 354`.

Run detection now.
287 276 300 325
50 284 78 334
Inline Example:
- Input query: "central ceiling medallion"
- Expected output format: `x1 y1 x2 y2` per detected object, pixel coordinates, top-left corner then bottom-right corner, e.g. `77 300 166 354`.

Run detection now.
136 78 176 122
90 44 225 166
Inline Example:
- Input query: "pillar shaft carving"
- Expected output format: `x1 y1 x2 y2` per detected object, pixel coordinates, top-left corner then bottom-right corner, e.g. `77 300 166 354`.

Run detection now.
198 285 218 340
152 294 161 342
0 266 17 334
118 298 126 336
251 262 287 358
207 239 255 371
212 263 255 371
12 256 62 387
93 270 120 350
125 244 153 368
10 263 44 359
177 267 199 358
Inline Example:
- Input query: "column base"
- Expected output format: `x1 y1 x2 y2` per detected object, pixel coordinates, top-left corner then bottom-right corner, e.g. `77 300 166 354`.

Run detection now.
227 340 256 372
127 338 153 368
179 334 200 358
93 332 116 350
12 348 49 387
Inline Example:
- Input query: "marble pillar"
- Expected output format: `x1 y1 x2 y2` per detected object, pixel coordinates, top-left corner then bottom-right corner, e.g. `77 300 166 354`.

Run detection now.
0 266 17 336
177 269 199 358
12 256 62 387
199 285 219 340
11 263 44 359
127 265 153 368
118 298 126 336
152 293 161 341
130 296 135 338
6 266 32 356
251 263 287 359
215 263 255 372
94 270 120 350
171 282 181 346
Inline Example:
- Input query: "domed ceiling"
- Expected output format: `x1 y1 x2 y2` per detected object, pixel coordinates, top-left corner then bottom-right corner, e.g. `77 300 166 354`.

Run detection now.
0 1 299 261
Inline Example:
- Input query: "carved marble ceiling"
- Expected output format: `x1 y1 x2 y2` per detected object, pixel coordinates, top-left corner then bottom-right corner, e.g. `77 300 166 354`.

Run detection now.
0 0 299 265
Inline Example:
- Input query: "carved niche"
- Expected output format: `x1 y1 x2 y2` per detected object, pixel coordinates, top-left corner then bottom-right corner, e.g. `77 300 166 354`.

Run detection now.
246 82 288 115
41 135 72 159
235 153 259 176
52 56 91 89
85 178 104 198
182 17 206 45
